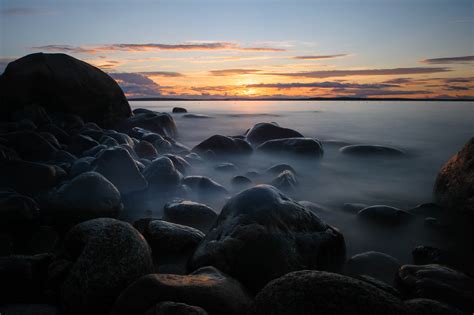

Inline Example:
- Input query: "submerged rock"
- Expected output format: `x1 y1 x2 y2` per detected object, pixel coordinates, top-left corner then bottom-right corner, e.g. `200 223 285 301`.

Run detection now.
182 176 228 199
143 157 183 194
265 163 296 176
357 205 413 225
434 137 474 218
172 107 187 113
257 137 324 158
112 266 252 315
0 53 131 127
345 251 401 285
245 122 303 146
118 112 177 137
404 298 465 315
135 140 158 160
1 130 57 161
340 144 405 157
61 218 153 315
145 302 208 315
163 200 218 232
270 170 298 192
230 175 253 191
252 270 407 314
192 135 252 158
188 185 346 293
214 162 238 172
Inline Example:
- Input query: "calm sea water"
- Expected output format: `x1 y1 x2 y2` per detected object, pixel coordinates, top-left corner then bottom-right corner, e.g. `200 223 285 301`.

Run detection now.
130 100 474 262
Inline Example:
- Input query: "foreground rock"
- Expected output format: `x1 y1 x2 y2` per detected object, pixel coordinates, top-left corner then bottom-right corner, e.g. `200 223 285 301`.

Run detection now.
60 218 153 315
345 251 401 285
143 157 183 195
182 176 228 200
0 304 61 315
340 144 405 157
434 137 474 218
253 270 407 314
112 266 252 315
189 185 346 293
163 201 218 232
398 264 474 312
257 137 324 158
245 122 303 146
145 302 207 315
0 53 131 127
42 172 122 227
405 298 465 315
192 135 252 158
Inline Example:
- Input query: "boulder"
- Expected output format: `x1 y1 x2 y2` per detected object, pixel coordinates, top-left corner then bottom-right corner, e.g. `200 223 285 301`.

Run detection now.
60 218 154 315
135 140 159 160
182 176 228 200
143 157 183 194
230 176 253 191
405 298 465 315
118 112 177 137
345 251 401 285
145 302 208 315
192 135 252 158
188 185 346 293
92 147 148 194
163 154 190 174
252 270 407 314
214 162 238 172
340 144 405 157
42 172 122 227
163 200 218 232
398 264 474 312
257 137 323 158
265 163 296 176
434 137 474 218
1 130 57 161
0 53 131 127
357 205 413 225
0 190 39 228
111 266 252 315
172 107 187 113
245 122 303 146
0 159 65 195
270 170 298 192
67 134 99 156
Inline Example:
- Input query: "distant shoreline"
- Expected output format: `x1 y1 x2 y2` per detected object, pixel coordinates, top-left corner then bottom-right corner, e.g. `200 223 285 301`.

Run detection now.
128 97 473 102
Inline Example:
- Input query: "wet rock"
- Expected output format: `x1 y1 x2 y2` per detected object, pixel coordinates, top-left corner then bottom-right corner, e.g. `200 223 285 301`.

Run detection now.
244 170 260 179
214 162 238 172
82 144 106 157
265 163 296 176
145 302 208 315
270 170 298 192
252 270 407 314
42 172 122 227
0 160 65 195
0 304 61 315
182 176 228 200
92 147 147 194
50 112 85 133
0 190 39 228
410 245 466 271
40 132 60 149
357 205 413 225
172 107 187 113
245 122 303 146
0 53 131 127
183 114 213 119
135 140 159 160
68 134 99 156
398 264 474 312
434 137 474 218
143 157 183 194
189 185 346 293
11 104 52 127
100 135 120 147
163 200 218 232
184 152 204 165
60 218 154 315
345 251 401 285
1 130 57 161
405 298 465 315
231 176 252 191
340 144 405 157
104 130 134 147
163 154 190 174
69 156 94 177
192 135 252 158
408 203 442 216
257 137 324 158
111 266 252 315
118 112 177 137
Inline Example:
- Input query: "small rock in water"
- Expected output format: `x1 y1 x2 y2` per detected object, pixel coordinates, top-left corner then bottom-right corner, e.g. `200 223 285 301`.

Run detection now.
357 205 413 225
270 170 298 192
215 162 238 172
182 176 228 200
245 122 303 146
183 113 213 119
345 251 401 286
343 202 368 213
192 135 252 158
339 144 405 157
265 163 296 176
231 175 253 191
163 200 218 233
172 107 187 113
257 137 324 158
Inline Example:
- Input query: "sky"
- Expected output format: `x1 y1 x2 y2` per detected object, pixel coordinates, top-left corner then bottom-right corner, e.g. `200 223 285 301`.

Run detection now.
1 0 473 99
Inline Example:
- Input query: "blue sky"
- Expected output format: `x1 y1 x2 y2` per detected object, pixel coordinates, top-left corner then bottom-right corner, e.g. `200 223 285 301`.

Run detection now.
1 0 473 98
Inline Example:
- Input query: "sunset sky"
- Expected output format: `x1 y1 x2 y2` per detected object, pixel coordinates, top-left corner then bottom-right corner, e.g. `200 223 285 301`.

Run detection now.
1 0 473 99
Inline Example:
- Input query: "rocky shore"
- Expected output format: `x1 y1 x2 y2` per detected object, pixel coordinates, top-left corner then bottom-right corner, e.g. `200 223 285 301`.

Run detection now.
0 53 473 314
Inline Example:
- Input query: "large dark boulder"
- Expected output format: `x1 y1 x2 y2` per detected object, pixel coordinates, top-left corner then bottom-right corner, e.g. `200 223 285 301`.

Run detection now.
163 200 218 232
257 137 324 158
0 53 131 127
111 266 252 315
245 122 303 146
192 135 252 158
188 185 346 293
252 270 407 314
434 137 474 218
60 218 154 315
143 157 182 194
397 264 474 312
404 298 465 315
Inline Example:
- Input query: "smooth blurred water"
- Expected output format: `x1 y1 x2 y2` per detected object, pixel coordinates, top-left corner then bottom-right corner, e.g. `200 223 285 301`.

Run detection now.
130 100 474 262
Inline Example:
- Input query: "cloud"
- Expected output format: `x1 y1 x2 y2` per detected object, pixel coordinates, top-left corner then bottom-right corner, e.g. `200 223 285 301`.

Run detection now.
382 78 413 85
0 7 52 16
445 85 470 91
293 54 347 60
139 71 184 77
33 42 286 54
209 69 262 76
342 89 431 97
421 55 474 64
263 67 451 78
445 77 473 83
247 81 395 89
109 72 162 97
